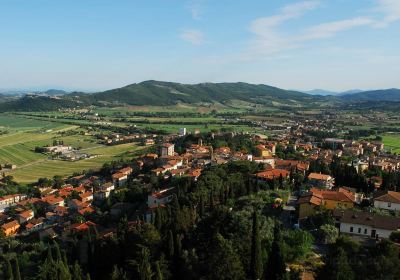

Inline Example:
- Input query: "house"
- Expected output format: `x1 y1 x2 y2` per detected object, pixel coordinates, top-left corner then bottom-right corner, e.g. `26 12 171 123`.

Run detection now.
254 144 271 157
374 191 400 211
161 143 175 157
147 188 176 208
112 172 128 187
307 172 335 189
42 195 65 210
25 218 45 233
17 209 34 224
254 169 290 183
1 220 20 236
333 209 400 239
79 192 93 203
297 188 356 219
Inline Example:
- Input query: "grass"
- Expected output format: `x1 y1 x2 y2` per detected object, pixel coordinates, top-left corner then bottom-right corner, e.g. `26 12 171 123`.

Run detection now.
382 134 400 153
5 143 146 183
0 114 65 132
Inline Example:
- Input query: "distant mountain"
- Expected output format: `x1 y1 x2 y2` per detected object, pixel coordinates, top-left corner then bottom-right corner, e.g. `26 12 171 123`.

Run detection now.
340 88 400 101
303 89 365 96
88 80 319 106
41 89 68 96
303 89 339 96
0 95 80 112
1 80 397 112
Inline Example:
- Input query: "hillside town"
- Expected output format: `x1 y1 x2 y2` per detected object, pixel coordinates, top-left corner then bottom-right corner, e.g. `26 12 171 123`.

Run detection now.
2 130 400 238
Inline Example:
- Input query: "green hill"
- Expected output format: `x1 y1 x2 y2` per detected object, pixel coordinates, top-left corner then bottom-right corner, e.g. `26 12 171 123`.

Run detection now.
0 81 330 111
89 80 320 106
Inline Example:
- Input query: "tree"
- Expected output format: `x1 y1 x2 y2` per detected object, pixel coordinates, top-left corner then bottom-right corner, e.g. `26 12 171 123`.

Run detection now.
154 261 163 280
319 248 354 280
319 224 338 244
250 211 262 280
72 261 83 280
13 258 21 280
110 265 128 280
4 258 14 280
138 247 153 280
265 227 287 280
206 233 245 280
166 230 174 258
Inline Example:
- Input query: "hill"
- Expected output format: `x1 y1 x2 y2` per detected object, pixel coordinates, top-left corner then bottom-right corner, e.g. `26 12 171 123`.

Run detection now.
340 88 400 101
89 80 319 106
0 95 81 112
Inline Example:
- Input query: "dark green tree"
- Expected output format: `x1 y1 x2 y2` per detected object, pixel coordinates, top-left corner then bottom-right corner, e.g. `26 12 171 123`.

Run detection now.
250 211 262 280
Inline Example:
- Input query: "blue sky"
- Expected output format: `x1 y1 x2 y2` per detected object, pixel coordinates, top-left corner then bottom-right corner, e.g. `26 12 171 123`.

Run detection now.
0 0 399 92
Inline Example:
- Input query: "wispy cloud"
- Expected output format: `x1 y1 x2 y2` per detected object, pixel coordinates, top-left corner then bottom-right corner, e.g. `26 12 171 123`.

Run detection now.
246 0 400 59
186 0 205 20
181 29 205 45
373 0 400 27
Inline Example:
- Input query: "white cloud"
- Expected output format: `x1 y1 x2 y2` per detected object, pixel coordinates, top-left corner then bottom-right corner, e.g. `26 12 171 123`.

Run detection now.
187 0 205 20
373 0 400 27
300 17 374 40
181 29 205 45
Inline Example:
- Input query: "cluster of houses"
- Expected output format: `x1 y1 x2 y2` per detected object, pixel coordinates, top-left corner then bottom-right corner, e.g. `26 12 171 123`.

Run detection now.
1 126 400 243
97 132 158 146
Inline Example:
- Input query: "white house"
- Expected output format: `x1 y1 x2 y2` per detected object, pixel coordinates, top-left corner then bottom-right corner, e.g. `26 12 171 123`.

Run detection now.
374 191 400 211
147 188 175 208
333 209 400 239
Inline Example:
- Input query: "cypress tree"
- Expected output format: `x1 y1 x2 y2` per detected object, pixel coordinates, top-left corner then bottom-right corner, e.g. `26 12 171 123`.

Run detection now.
199 196 205 218
154 261 163 280
265 227 287 280
72 261 83 280
155 207 163 231
138 247 153 280
13 258 21 280
4 258 14 280
53 242 63 263
168 230 175 258
250 211 262 280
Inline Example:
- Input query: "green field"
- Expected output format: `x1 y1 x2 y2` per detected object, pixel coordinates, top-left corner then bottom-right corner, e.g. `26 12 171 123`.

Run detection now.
5 143 145 183
0 113 148 183
0 115 65 132
383 134 400 153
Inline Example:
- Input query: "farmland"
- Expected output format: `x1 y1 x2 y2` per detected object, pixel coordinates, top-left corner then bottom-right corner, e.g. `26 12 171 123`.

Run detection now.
383 134 400 154
5 143 145 183
0 113 148 183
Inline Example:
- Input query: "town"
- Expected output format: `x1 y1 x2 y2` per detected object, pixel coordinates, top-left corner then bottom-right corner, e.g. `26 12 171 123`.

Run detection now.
1 116 400 279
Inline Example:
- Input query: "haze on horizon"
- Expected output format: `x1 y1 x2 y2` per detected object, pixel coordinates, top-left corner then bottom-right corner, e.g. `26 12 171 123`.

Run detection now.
0 0 399 92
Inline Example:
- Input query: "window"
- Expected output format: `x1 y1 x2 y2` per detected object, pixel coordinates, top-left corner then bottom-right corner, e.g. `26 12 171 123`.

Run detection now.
388 202 391 207
364 229 367 234
350 227 353 232
358 228 361 233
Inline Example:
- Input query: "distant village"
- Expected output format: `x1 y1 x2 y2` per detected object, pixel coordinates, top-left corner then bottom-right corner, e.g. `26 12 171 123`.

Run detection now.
1 122 400 246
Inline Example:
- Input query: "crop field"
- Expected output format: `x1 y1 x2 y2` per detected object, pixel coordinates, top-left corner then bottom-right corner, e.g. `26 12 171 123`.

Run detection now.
5 143 146 183
0 114 66 132
383 134 400 153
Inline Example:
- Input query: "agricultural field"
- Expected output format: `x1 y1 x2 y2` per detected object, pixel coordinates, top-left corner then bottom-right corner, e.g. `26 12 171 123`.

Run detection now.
382 134 400 154
5 143 146 183
0 113 148 183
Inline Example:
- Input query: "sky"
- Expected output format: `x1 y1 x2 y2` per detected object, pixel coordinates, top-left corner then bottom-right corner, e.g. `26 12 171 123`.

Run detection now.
0 0 399 92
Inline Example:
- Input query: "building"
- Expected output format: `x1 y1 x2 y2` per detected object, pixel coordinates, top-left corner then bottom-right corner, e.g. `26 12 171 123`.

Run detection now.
374 191 400 211
147 188 176 208
161 143 175 157
112 172 128 187
307 172 335 189
298 188 356 219
179 128 187 137
1 220 20 236
17 209 34 224
333 209 400 239
254 169 290 183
